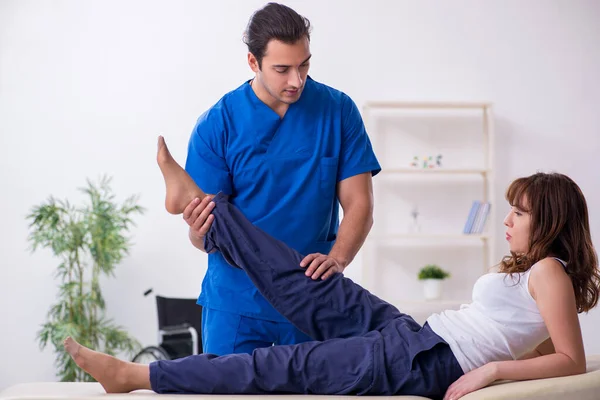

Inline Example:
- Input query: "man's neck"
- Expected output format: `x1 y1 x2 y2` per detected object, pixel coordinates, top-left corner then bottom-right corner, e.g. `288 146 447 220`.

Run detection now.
250 79 289 118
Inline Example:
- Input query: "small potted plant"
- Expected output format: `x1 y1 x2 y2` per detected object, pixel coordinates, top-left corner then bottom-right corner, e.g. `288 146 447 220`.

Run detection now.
417 264 451 301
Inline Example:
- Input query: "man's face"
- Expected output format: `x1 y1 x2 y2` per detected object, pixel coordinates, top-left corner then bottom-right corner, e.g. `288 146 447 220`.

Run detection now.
249 36 311 106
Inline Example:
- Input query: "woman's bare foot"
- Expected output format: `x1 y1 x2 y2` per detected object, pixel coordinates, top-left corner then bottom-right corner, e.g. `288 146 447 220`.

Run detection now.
156 136 207 214
63 337 151 393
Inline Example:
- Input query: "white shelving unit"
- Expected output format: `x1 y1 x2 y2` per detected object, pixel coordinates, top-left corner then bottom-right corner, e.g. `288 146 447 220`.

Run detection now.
360 101 495 318
380 168 490 175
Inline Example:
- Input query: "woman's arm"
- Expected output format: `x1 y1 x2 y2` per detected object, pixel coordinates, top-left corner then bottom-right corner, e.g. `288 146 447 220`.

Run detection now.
493 258 586 380
517 337 555 360
444 258 586 400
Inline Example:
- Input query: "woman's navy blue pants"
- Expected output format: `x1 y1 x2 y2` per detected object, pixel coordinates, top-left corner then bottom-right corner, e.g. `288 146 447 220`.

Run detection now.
149 193 463 398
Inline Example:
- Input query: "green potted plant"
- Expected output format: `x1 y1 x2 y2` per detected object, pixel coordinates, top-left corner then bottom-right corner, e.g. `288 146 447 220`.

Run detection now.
417 264 451 301
26 176 144 381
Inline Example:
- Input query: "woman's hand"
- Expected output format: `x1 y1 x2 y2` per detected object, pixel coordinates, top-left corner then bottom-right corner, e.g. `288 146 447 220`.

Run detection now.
443 362 497 400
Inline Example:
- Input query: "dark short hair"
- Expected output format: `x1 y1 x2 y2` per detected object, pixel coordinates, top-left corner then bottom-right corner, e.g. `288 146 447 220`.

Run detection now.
243 2 311 68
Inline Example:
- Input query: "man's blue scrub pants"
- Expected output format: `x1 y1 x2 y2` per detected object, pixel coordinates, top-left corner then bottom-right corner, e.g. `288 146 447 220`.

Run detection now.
149 193 464 398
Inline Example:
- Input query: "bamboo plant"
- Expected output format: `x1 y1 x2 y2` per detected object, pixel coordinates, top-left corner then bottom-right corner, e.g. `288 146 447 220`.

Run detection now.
27 176 144 381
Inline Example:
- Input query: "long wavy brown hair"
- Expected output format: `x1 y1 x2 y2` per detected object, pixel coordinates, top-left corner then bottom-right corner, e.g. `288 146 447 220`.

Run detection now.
499 172 600 313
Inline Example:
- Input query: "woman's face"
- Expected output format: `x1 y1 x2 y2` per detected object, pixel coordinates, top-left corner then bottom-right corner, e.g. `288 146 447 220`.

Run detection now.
503 198 532 254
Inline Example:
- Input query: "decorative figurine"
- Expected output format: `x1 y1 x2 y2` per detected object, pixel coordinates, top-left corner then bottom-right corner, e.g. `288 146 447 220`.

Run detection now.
409 154 443 169
408 205 421 233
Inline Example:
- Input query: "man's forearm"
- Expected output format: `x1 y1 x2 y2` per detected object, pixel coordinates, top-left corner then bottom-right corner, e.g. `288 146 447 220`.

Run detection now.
328 204 373 268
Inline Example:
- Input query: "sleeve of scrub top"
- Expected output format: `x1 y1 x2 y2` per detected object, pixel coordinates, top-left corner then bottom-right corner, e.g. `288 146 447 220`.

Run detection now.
184 110 233 196
338 95 382 182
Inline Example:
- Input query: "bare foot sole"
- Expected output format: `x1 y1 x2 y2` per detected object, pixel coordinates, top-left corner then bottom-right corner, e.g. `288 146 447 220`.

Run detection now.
156 136 207 214
63 337 144 393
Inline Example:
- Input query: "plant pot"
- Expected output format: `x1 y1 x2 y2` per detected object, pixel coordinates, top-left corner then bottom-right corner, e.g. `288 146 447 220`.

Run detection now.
422 279 443 301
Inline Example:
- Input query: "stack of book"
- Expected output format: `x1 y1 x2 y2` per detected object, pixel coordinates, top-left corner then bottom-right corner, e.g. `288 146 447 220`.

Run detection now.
463 201 491 234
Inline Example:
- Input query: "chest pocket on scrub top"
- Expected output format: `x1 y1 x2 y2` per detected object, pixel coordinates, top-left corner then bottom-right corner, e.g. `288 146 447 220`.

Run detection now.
319 157 338 199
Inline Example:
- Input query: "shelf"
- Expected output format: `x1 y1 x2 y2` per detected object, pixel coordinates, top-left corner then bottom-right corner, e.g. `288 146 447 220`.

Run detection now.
361 100 494 295
380 168 490 176
373 233 489 240
370 234 490 247
364 101 491 110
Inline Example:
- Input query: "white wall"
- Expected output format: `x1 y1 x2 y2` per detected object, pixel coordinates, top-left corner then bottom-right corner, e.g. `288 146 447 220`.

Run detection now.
1 0 599 390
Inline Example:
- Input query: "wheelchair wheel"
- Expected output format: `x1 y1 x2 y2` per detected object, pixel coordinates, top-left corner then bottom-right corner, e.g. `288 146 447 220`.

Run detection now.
131 346 171 364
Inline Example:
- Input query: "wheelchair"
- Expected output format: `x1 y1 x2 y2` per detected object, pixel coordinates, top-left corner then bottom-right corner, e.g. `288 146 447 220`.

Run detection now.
131 291 203 364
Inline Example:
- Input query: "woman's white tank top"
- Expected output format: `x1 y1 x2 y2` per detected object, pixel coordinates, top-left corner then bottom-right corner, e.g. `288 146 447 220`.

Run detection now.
427 258 566 373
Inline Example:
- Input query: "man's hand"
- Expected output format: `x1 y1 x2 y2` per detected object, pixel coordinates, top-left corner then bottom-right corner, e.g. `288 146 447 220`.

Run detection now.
183 195 215 247
443 363 497 400
300 253 345 280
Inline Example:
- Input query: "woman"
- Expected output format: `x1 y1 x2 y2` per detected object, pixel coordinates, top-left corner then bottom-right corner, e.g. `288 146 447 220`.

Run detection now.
63 136 599 400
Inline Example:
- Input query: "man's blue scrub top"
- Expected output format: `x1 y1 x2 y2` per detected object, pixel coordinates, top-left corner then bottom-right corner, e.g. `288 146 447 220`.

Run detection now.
185 76 381 321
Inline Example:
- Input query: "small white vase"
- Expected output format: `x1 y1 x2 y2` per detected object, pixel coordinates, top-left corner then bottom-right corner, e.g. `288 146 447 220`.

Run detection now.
423 279 443 301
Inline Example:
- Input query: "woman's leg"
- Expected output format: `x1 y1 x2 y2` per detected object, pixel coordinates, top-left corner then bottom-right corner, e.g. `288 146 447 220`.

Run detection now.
63 337 152 393
65 332 388 395
157 136 406 341
204 192 406 340
65 327 461 397
150 332 386 395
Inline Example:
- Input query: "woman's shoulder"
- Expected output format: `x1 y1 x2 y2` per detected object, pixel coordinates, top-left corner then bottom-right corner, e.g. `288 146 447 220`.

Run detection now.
530 257 567 274
528 257 571 295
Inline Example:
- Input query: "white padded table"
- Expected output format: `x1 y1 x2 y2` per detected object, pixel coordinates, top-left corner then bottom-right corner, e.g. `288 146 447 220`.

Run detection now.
2 355 599 400
0 384 427 400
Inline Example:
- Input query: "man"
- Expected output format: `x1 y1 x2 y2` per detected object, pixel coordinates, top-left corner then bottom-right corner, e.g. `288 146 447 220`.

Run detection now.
183 2 381 356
